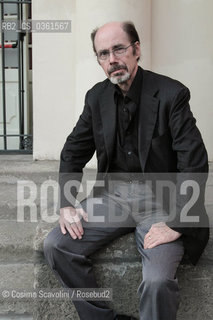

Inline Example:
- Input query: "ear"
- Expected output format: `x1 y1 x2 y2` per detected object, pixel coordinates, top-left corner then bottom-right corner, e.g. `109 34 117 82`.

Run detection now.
135 41 141 60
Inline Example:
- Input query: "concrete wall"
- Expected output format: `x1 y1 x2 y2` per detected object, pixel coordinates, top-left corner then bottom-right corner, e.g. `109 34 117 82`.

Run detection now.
32 0 76 160
32 0 213 161
151 0 213 160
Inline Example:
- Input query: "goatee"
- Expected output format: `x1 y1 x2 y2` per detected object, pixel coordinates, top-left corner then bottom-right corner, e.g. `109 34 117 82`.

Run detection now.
110 72 130 84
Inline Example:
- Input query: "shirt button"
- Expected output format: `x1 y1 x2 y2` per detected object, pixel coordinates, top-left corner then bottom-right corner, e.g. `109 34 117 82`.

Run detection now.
127 151 132 155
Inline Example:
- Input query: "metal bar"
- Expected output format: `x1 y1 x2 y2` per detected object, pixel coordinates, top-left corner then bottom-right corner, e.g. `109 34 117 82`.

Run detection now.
0 134 32 136
0 1 31 4
1 2 7 150
17 0 23 149
20 1 25 142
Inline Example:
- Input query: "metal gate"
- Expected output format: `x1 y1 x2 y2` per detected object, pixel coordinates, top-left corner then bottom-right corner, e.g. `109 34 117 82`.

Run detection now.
0 0 32 153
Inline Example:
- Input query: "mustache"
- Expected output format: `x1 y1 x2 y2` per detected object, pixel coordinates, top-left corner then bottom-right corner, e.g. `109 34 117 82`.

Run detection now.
108 64 128 75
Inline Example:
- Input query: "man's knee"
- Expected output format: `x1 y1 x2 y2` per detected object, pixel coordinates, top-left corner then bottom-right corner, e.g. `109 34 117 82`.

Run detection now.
43 225 85 261
140 273 177 295
43 226 63 262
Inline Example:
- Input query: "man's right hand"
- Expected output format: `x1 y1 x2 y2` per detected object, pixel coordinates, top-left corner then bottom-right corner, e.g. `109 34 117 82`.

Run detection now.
59 206 88 239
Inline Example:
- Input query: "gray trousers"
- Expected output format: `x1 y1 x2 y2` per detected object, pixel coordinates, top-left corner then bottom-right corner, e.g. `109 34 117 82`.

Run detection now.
44 181 184 320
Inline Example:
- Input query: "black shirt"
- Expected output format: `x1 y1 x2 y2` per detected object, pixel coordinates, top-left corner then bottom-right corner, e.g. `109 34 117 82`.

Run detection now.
109 66 143 174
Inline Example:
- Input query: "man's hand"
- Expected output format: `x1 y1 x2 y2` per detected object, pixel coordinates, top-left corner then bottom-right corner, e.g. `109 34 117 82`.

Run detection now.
144 222 182 249
59 206 88 240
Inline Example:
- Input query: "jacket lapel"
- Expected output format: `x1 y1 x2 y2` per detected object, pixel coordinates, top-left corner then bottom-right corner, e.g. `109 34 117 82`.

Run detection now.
138 70 160 171
99 82 117 167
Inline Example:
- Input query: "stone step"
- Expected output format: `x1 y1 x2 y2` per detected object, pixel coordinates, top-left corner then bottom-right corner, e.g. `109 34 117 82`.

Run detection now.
0 301 33 318
0 156 59 174
34 260 142 320
34 256 213 320
0 173 58 221
0 171 94 221
0 263 34 289
0 157 212 320
0 221 38 262
0 316 32 320
0 263 34 316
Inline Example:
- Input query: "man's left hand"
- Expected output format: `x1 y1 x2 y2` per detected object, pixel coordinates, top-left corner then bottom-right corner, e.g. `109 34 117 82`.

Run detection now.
144 222 182 249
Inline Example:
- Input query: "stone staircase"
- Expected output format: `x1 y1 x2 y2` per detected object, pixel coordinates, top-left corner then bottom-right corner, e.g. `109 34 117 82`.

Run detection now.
0 155 212 320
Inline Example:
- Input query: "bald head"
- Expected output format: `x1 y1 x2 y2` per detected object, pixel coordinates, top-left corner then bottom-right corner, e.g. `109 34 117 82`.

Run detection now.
94 22 124 49
91 21 140 56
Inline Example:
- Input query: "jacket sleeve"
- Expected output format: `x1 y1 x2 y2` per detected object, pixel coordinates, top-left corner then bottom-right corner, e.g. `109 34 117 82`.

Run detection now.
59 91 96 208
165 87 209 235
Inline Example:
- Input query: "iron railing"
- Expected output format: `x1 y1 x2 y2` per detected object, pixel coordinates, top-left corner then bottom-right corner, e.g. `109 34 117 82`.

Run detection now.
0 0 32 154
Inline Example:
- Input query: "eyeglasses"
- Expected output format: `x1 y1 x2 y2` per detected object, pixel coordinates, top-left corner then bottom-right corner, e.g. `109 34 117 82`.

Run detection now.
97 43 135 61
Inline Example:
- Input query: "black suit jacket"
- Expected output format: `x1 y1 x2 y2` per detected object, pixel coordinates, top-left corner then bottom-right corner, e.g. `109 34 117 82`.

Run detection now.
60 68 209 265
